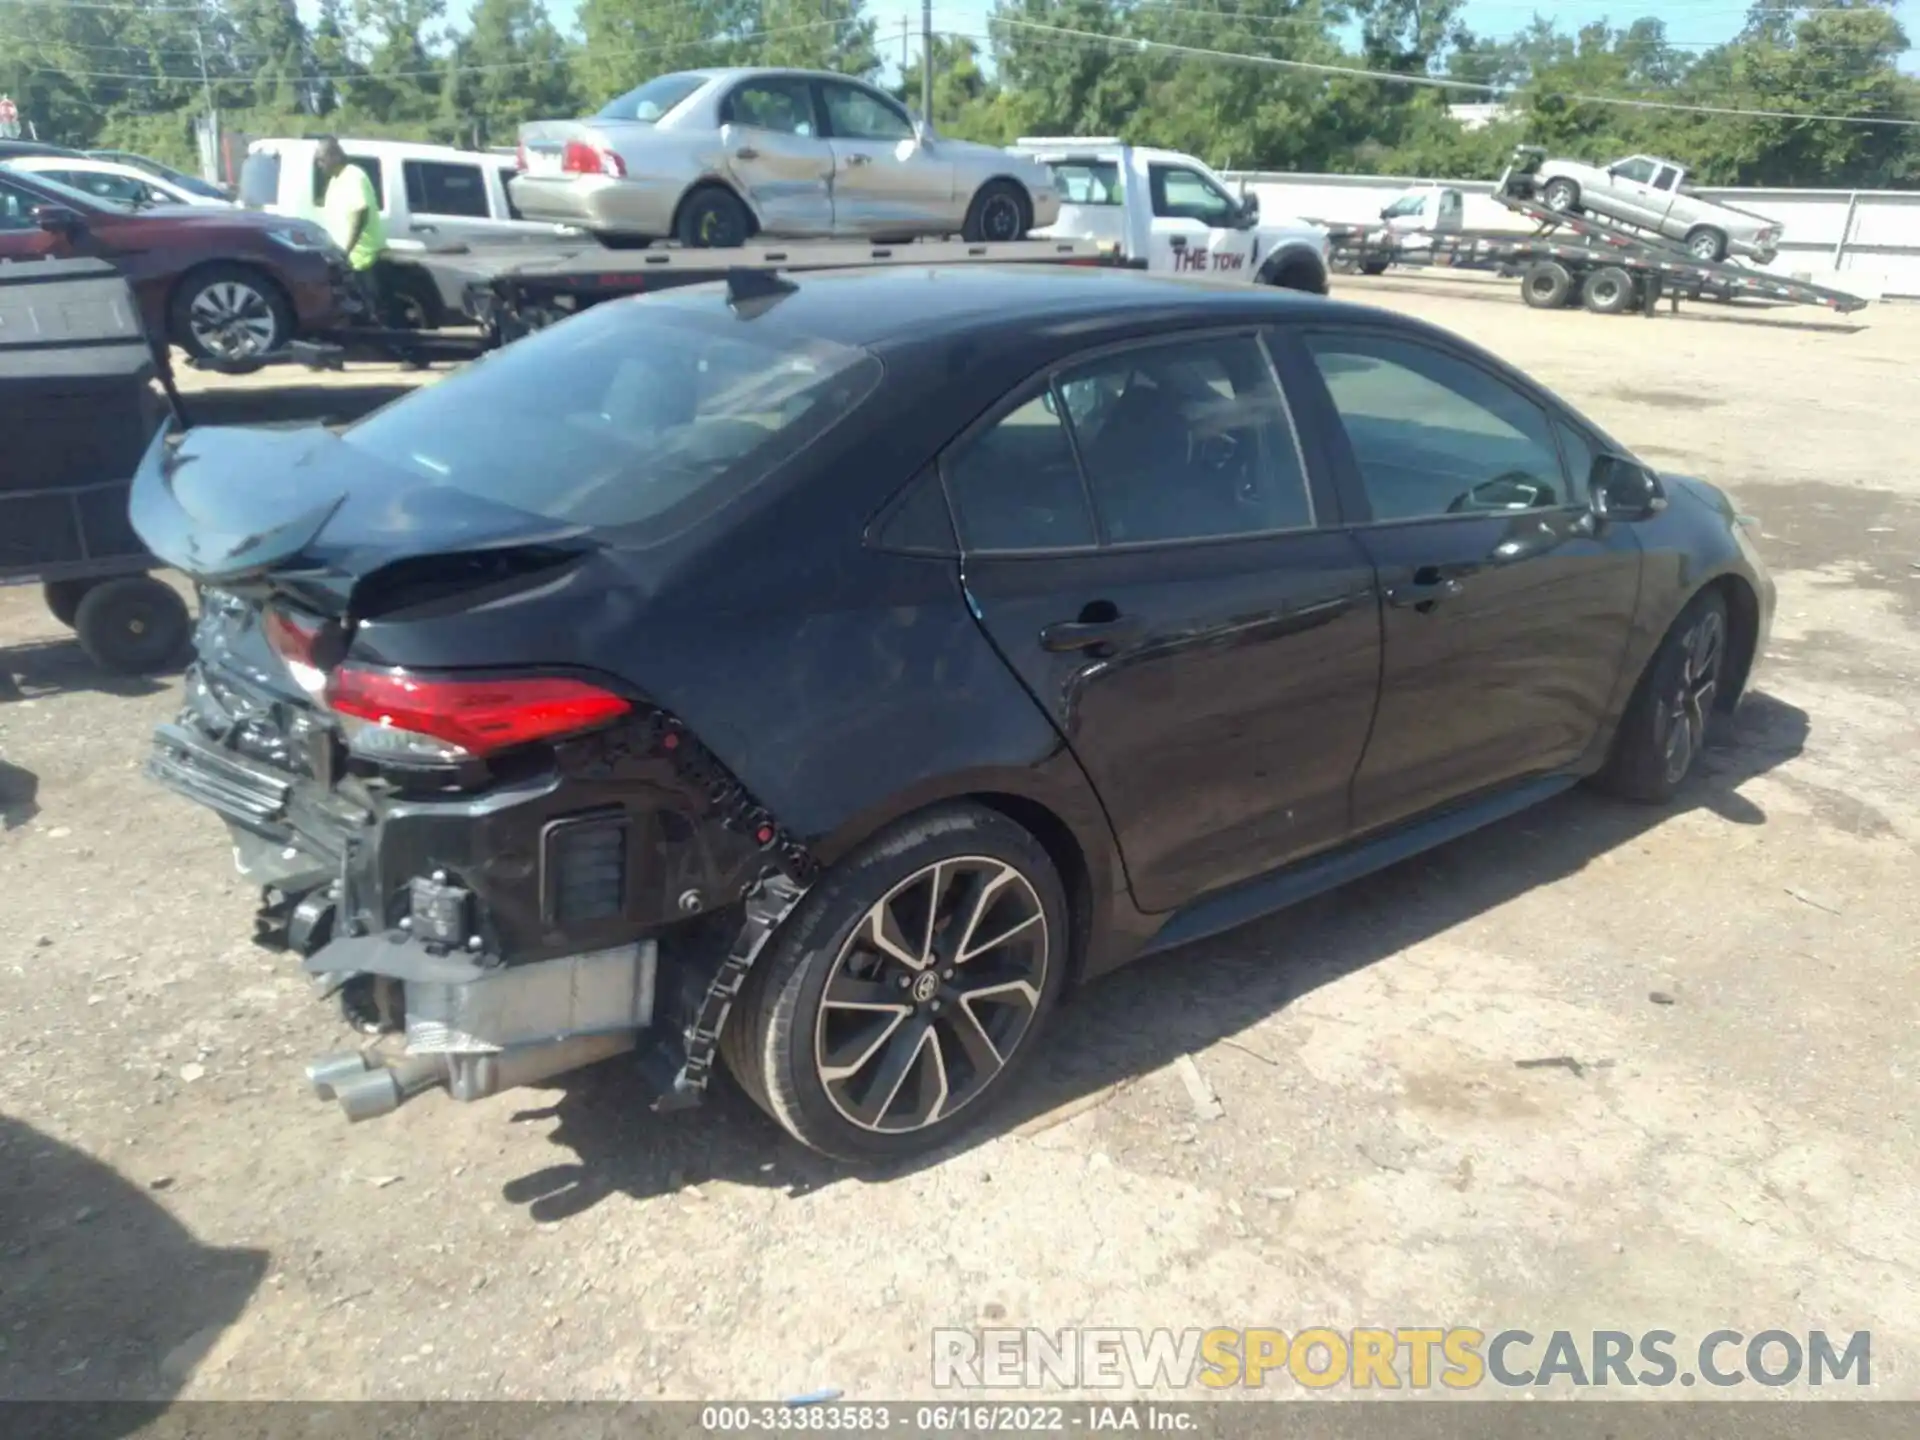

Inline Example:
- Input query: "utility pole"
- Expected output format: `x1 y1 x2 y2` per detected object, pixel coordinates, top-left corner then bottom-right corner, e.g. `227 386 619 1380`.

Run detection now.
900 16 909 77
192 27 220 184
920 0 933 124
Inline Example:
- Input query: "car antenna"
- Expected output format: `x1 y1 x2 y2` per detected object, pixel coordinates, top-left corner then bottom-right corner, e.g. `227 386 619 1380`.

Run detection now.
725 267 798 316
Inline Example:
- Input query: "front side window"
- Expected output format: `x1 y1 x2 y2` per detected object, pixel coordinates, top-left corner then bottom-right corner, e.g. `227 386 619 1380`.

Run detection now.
0 177 40 231
1611 157 1657 185
724 78 818 137
1059 336 1313 544
405 160 489 218
1149 165 1239 225
821 83 914 143
339 295 882 534
43 169 148 203
1302 333 1570 520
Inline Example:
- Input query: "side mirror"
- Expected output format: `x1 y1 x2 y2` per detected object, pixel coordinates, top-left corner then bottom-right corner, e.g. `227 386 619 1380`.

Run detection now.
1590 455 1667 522
32 204 85 239
912 118 934 147
1239 193 1260 224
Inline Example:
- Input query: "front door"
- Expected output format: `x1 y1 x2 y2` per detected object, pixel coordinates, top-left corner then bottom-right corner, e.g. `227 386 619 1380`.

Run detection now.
817 80 956 236
713 75 835 237
1283 326 1643 834
1602 156 1664 227
943 331 1381 913
1143 161 1255 281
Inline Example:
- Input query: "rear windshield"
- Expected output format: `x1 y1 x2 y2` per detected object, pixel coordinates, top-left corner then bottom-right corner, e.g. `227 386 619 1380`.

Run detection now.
596 72 706 123
339 294 882 534
1048 160 1122 205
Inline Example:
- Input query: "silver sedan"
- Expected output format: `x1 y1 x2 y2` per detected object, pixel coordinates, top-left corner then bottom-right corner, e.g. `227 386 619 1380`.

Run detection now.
510 68 1061 247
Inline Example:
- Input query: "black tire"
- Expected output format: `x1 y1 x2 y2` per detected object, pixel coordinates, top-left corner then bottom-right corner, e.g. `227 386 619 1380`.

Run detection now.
1521 261 1574 309
1264 255 1329 294
721 803 1070 1162
1590 589 1730 804
1543 178 1581 213
1581 265 1636 315
674 185 752 248
1359 258 1390 277
168 263 292 363
962 180 1031 243
43 579 93 629
72 576 191 675
1685 226 1728 263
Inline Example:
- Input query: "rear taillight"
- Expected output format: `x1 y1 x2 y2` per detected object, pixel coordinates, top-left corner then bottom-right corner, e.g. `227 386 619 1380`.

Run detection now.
561 140 625 178
326 667 631 764
263 605 328 700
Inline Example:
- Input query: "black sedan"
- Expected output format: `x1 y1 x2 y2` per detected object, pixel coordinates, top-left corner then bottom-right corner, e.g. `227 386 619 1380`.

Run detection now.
133 264 1773 1161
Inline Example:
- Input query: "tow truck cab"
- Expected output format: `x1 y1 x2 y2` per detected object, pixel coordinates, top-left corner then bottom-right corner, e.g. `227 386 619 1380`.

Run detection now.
1010 138 1331 294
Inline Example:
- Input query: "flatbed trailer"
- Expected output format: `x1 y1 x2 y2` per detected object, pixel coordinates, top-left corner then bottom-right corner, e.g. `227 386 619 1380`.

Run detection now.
1323 149 1869 318
189 234 1129 374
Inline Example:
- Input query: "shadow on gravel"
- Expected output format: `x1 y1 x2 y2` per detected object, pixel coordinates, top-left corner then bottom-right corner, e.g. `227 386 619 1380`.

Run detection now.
0 1114 268 1413
0 639 175 705
0 758 39 829
505 693 1809 1217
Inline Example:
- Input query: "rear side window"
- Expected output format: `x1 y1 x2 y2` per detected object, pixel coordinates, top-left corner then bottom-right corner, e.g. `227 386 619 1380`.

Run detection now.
944 395 1096 552
339 296 882 534
406 160 489 218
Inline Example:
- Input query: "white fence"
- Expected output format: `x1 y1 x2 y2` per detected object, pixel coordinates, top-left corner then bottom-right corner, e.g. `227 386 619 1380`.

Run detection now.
1223 169 1920 300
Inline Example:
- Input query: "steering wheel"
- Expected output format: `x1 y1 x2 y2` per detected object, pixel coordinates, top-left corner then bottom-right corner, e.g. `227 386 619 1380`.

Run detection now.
1448 470 1550 514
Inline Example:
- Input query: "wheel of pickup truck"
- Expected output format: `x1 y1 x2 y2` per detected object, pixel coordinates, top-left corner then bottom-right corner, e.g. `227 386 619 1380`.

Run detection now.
170 263 292 364
675 185 752 248
1521 261 1574 309
721 802 1069 1162
963 180 1031 244
1543 178 1581 212
43 579 94 629
72 575 191 676
1581 266 1636 315
1686 226 1729 263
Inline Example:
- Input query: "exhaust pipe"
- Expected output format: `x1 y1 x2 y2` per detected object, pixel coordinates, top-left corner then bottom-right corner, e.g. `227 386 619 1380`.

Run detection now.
304 941 657 1123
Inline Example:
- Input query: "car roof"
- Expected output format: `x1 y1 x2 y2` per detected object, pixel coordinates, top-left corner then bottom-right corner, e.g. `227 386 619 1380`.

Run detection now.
686 264 1375 352
250 136 505 165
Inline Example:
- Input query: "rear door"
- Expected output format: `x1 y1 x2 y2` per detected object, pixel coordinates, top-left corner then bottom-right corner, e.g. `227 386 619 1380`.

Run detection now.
816 79 956 235
713 75 835 236
1139 160 1256 281
944 330 1381 913
1280 325 1642 835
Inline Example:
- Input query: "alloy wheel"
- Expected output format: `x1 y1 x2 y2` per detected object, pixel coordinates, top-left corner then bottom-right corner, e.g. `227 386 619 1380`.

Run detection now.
813 856 1048 1135
1660 608 1725 784
1689 234 1720 261
188 280 278 359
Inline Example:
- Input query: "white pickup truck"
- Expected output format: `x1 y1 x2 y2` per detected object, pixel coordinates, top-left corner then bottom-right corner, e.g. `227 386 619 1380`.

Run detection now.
1011 138 1331 292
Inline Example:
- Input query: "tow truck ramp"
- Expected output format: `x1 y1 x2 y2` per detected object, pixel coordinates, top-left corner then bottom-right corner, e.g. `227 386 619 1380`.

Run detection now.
1325 148 1869 318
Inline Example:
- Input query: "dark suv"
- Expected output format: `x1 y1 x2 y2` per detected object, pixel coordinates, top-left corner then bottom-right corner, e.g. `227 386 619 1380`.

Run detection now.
0 166 350 361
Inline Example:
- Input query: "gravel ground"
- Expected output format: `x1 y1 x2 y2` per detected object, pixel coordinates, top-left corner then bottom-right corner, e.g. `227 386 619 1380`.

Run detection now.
2 277 1917 1407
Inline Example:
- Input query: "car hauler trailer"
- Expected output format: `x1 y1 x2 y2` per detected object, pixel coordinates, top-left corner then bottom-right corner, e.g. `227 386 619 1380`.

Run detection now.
1326 147 1869 319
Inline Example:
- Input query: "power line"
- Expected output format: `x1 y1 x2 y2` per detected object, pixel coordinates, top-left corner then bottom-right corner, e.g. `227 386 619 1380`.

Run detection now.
14 17 858 84
984 17 1920 127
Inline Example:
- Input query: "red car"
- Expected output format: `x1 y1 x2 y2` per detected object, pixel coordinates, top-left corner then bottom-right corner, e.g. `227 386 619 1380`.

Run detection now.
0 165 351 363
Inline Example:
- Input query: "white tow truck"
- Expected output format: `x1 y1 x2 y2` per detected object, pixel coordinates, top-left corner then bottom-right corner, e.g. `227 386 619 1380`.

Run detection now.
1010 137 1332 292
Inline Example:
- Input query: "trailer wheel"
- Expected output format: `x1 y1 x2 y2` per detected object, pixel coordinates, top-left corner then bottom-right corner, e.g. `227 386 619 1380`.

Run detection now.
1521 261 1574 309
43 579 94 629
73 576 191 676
1581 266 1636 315
1359 259 1390 276
1686 226 1728 263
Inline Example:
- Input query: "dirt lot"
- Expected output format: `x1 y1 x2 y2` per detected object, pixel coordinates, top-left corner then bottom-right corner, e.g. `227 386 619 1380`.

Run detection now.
2 276 1917 1406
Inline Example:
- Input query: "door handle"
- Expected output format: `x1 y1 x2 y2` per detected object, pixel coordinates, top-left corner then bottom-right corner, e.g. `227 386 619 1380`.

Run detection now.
412 222 437 234
846 153 871 167
1040 616 1139 653
733 145 760 161
1386 576 1464 610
